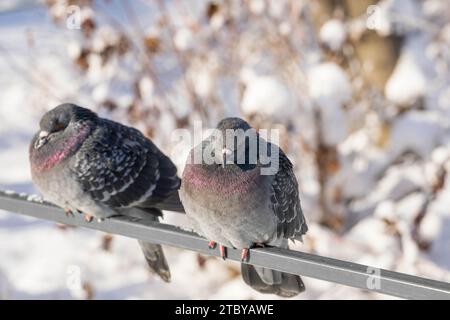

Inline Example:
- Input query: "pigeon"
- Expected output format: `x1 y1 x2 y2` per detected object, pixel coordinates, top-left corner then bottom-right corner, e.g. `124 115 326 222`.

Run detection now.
180 117 308 297
29 103 184 282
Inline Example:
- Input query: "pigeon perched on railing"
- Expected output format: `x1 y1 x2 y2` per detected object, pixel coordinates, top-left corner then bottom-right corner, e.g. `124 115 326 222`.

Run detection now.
180 117 308 297
29 103 184 282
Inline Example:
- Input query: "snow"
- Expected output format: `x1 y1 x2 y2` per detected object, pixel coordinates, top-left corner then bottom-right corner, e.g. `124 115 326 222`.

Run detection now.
192 67 215 99
396 192 427 223
138 76 155 106
67 41 82 60
268 0 287 19
174 27 194 51
431 146 450 165
307 62 352 113
92 26 121 53
241 74 296 123
308 62 351 145
385 50 427 106
389 111 446 160
26 194 43 203
345 217 401 268
376 164 424 201
368 0 422 36
210 12 225 31
423 0 447 17
249 0 265 16
278 22 291 36
319 19 347 52
419 211 442 243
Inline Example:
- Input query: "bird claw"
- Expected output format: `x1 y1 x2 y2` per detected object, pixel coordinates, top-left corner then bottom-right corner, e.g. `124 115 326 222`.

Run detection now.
208 241 226 260
241 248 250 262
208 240 217 249
64 208 74 217
220 245 227 260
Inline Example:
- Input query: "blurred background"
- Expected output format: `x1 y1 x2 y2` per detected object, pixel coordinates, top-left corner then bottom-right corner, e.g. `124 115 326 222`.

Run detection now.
0 0 449 299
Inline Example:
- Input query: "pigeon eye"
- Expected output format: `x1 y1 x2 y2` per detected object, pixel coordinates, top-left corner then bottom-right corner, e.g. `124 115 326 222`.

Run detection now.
53 121 67 132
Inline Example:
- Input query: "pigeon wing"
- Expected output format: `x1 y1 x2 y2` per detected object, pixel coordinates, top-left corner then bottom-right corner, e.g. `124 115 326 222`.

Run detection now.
269 148 308 240
71 119 180 209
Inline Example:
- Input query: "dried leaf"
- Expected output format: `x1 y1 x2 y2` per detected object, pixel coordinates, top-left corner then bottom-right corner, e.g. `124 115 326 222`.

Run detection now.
176 116 189 129
206 2 220 20
127 102 143 124
144 36 160 54
320 213 345 232
101 234 114 251
377 122 391 149
432 167 446 194
56 224 76 231
101 100 118 111
75 48 90 70
68 0 92 5
100 45 115 65
117 35 129 55
196 254 207 269
82 281 95 300
383 218 401 237
145 126 155 139
332 187 343 203
326 156 340 175
81 18 96 38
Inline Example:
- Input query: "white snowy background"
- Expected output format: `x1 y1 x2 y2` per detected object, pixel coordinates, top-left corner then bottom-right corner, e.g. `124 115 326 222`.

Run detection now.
0 0 449 299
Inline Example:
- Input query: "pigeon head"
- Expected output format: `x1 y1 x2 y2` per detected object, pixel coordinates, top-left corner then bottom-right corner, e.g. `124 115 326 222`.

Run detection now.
183 117 261 194
216 117 252 132
39 105 73 137
34 104 97 149
30 104 97 171
203 117 258 170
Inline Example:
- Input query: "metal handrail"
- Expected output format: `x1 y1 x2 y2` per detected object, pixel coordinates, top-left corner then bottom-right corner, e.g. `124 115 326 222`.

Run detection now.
0 190 449 300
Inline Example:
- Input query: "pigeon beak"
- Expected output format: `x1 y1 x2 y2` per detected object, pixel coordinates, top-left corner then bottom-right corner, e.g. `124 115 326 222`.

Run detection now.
34 131 49 149
221 148 233 168
39 131 49 139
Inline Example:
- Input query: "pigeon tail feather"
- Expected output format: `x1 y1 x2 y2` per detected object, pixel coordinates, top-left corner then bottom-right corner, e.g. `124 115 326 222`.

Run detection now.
240 240 305 298
138 240 171 282
120 207 171 282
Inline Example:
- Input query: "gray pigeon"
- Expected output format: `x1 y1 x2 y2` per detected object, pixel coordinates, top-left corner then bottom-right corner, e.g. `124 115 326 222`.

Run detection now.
180 117 308 297
29 103 184 282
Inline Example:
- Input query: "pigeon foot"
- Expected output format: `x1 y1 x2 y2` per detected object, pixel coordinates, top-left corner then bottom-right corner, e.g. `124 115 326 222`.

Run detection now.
220 245 227 260
64 208 74 217
241 248 249 262
208 240 217 249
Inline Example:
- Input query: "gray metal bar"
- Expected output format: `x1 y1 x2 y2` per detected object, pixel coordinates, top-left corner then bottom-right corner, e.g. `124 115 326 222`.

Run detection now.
1 190 449 300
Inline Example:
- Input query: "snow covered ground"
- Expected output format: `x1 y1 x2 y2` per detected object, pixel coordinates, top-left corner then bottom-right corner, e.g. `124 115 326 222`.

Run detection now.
0 0 449 300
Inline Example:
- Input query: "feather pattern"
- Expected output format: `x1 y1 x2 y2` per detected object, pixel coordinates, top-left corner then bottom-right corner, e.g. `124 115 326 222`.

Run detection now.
70 118 180 209
270 150 308 240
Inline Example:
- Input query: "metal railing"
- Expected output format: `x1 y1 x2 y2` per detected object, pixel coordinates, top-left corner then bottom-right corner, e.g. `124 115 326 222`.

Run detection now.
0 189 449 300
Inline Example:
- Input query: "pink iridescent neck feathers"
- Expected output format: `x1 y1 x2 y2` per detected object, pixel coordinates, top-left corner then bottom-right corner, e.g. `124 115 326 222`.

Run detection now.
183 164 261 195
31 125 92 173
